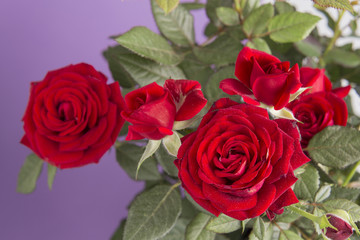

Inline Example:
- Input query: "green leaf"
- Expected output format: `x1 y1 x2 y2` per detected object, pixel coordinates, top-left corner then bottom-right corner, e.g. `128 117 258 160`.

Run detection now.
313 0 353 12
268 12 321 43
241 0 260 18
249 217 273 240
160 218 188 240
103 46 137 88
155 0 180 14
205 66 236 103
111 219 126 240
17 154 44 194
215 7 239 26
325 48 360 68
327 185 360 201
47 163 56 190
116 26 183 65
162 131 181 157
294 40 322 57
314 185 331 203
178 54 213 86
275 208 301 223
243 4 274 36
116 142 162 181
181 3 205 11
124 184 182 240
246 38 271 54
186 213 216 240
294 164 320 201
193 34 242 66
274 1 295 14
307 126 360 169
106 47 185 87
279 230 302 240
206 214 241 234
155 143 178 177
324 199 360 222
205 0 233 26
152 0 194 47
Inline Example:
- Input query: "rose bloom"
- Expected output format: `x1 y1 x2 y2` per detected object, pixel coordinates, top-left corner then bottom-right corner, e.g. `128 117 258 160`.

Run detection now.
288 92 348 147
288 67 350 147
220 47 301 110
21 63 125 169
122 80 207 141
175 98 309 220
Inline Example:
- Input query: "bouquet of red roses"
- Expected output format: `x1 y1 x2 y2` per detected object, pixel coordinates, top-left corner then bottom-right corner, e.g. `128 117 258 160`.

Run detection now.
18 0 360 239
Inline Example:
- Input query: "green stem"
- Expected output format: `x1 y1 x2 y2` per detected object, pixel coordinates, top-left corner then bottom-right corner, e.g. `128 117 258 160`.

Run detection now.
318 10 345 68
287 205 337 230
343 161 360 186
287 205 321 223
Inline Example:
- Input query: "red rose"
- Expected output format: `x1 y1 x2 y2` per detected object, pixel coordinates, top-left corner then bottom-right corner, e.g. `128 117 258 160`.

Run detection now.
175 98 309 220
122 82 176 140
164 79 207 121
287 91 348 147
21 63 125 169
300 67 350 97
220 47 301 110
122 80 207 141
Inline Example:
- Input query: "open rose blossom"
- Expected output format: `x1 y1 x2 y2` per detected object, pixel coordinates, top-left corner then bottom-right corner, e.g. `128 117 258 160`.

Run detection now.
287 92 348 147
21 63 126 169
220 47 301 110
288 67 350 147
175 98 310 220
122 80 207 141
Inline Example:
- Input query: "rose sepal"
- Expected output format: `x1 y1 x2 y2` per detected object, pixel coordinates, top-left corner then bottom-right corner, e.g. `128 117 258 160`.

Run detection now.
136 139 161 179
162 131 181 157
289 87 312 102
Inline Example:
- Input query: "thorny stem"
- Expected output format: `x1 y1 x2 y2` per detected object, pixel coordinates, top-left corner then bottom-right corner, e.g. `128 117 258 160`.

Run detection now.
343 160 360 186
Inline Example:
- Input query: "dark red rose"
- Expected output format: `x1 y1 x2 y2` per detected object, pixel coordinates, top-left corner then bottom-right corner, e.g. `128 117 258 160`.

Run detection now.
220 47 301 110
122 82 176 141
300 67 350 97
122 80 207 141
21 63 125 169
175 98 309 220
287 91 348 147
323 213 353 240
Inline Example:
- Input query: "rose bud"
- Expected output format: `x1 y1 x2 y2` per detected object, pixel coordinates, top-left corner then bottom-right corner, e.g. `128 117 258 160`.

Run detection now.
175 98 310 220
21 63 126 169
122 80 207 140
323 210 354 240
164 79 207 121
220 47 301 110
121 82 176 141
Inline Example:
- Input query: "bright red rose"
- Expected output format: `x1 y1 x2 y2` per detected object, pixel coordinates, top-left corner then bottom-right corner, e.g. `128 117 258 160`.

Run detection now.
164 79 207 121
175 98 309 221
220 47 301 110
300 67 350 97
287 91 348 147
122 80 207 141
21 63 125 169
122 82 176 141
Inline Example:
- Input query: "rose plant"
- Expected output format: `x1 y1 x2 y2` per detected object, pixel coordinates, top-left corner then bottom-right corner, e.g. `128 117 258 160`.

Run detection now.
18 0 360 240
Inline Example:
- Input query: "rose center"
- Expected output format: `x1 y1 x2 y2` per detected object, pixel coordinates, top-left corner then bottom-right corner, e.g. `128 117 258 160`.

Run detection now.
58 102 74 121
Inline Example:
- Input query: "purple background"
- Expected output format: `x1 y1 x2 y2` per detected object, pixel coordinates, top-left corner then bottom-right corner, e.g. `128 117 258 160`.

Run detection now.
0 1 206 239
